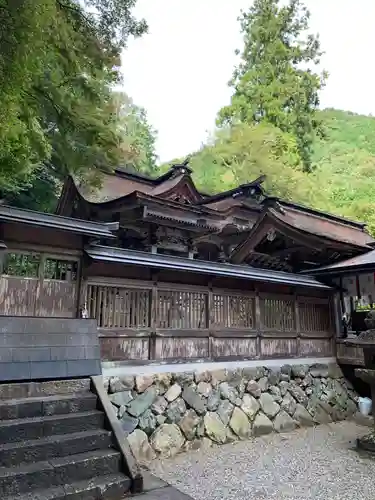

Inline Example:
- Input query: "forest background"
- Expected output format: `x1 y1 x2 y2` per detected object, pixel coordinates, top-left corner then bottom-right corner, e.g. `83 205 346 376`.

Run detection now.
1 0 375 233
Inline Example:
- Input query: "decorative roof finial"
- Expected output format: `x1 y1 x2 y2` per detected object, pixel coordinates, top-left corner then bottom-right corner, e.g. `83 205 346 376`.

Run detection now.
171 156 192 175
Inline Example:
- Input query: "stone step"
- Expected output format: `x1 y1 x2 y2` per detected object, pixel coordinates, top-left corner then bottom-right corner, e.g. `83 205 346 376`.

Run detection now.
134 486 193 499
0 449 123 497
0 393 98 420
0 429 112 467
0 410 105 444
0 379 91 400
3 473 131 500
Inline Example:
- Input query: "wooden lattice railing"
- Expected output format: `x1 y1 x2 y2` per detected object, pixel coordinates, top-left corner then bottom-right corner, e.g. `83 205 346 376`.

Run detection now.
0 250 79 318
85 279 335 363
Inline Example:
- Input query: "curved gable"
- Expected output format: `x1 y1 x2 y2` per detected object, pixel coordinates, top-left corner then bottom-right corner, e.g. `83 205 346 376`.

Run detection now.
152 173 202 204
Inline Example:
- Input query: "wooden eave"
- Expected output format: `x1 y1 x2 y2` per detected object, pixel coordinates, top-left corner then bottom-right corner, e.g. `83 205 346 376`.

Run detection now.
85 244 332 290
230 209 369 265
82 191 226 232
91 191 222 218
303 249 375 276
0 205 118 238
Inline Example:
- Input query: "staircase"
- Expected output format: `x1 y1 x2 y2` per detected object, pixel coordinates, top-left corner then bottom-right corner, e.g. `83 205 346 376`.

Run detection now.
0 380 132 499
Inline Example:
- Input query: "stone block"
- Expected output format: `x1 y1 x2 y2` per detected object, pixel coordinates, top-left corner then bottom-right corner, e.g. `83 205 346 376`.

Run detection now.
127 388 158 417
253 412 273 437
150 424 185 458
30 361 68 379
230 407 251 439
50 347 85 361
66 359 101 377
84 345 101 359
0 362 31 381
204 412 227 444
0 347 14 362
13 347 52 363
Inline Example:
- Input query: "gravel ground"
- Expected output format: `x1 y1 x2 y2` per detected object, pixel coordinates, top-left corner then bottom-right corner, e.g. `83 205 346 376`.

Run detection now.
148 422 375 500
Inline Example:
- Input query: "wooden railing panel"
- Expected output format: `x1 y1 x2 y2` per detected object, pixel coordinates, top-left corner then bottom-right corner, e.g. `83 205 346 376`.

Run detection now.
87 285 151 329
157 290 207 329
299 338 334 357
260 338 298 358
210 337 257 360
0 277 38 316
260 296 295 332
154 337 209 361
0 251 79 317
100 337 150 362
85 281 335 363
298 300 331 334
212 293 255 330
37 280 77 318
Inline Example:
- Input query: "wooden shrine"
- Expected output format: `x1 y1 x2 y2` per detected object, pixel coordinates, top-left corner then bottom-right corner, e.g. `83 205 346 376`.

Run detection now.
1 161 375 366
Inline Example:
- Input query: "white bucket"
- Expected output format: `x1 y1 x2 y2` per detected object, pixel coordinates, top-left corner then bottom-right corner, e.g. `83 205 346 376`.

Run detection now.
358 397 372 416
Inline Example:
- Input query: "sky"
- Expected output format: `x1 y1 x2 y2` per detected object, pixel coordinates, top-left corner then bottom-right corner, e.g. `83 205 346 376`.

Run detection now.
121 0 375 164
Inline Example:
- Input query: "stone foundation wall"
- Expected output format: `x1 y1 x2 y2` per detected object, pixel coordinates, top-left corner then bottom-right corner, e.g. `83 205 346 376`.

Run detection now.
104 363 358 463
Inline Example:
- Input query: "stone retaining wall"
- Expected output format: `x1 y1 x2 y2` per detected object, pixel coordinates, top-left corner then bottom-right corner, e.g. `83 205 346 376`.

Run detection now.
104 363 358 463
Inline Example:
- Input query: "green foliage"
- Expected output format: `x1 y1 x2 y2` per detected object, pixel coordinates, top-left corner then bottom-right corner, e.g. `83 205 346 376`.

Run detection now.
114 92 158 175
182 108 375 236
188 123 319 205
218 0 327 172
0 0 153 209
310 109 375 235
0 0 54 192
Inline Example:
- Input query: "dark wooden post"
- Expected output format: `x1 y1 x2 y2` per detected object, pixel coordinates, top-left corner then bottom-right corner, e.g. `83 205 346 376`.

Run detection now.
35 253 46 316
333 291 343 338
294 292 301 357
207 280 213 359
149 272 158 360
255 286 261 358
76 253 88 319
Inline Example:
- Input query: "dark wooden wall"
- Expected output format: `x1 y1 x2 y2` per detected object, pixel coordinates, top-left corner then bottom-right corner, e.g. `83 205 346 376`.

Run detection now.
84 262 335 364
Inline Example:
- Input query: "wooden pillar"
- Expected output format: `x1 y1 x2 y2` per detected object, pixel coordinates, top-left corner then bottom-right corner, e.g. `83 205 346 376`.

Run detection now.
149 272 158 360
294 292 300 357
77 254 89 319
34 253 46 316
207 280 213 359
0 229 6 306
332 292 343 339
255 286 261 358
0 244 5 275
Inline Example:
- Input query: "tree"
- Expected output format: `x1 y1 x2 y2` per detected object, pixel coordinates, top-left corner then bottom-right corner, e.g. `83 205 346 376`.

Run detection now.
217 0 327 172
4 90 158 212
114 92 158 175
0 0 148 201
190 122 320 204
